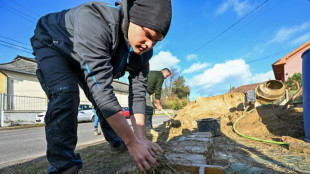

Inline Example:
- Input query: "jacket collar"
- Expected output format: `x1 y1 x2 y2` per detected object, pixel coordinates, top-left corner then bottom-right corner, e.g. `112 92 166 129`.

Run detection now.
116 0 131 50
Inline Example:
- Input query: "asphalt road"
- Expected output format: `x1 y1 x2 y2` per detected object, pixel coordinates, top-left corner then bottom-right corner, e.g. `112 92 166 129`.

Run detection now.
0 115 169 168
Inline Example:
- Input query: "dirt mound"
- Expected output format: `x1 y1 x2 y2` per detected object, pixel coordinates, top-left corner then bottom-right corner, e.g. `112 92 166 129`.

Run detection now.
163 92 304 142
149 92 306 173
235 105 304 140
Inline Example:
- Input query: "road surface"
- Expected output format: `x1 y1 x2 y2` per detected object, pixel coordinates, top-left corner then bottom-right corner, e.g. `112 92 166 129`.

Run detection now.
0 115 169 167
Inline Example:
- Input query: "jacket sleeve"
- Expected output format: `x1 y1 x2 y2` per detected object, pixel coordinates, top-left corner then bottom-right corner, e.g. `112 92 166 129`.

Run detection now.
73 5 122 118
154 77 164 100
127 52 151 116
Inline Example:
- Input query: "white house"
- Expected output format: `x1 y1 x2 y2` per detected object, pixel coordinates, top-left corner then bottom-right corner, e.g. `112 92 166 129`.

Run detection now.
0 56 129 126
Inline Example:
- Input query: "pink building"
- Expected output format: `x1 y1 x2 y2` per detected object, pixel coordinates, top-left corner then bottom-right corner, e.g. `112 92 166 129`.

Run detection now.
272 40 310 82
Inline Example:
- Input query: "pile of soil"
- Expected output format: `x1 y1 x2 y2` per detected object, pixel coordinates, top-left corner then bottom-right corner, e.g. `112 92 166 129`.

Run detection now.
128 92 305 173
142 92 306 173
161 92 304 144
235 105 304 141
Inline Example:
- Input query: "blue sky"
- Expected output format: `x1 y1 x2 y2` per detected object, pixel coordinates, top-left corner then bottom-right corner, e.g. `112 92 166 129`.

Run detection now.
0 0 309 101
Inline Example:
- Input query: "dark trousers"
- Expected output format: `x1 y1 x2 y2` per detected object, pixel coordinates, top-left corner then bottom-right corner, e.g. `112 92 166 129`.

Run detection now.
32 40 122 173
145 93 154 128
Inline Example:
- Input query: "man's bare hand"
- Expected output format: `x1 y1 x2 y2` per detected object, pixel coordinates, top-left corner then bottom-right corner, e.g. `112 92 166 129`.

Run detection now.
156 104 162 110
155 99 162 110
126 139 160 172
140 139 163 156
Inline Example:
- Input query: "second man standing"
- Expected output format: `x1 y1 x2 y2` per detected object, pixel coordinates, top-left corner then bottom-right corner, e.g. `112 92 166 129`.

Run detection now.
145 68 171 129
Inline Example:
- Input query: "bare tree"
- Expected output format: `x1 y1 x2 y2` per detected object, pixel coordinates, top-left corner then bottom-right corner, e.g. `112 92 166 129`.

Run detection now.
167 67 178 97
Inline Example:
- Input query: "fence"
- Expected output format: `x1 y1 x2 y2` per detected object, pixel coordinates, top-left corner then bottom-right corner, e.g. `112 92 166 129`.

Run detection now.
0 93 48 111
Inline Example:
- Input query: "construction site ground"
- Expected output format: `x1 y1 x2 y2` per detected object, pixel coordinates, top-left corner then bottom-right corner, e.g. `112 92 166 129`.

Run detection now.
149 92 309 174
115 92 310 173
0 92 309 174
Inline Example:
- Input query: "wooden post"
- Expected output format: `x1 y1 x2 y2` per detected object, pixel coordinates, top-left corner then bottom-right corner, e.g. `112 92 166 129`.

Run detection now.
282 87 303 109
0 93 4 127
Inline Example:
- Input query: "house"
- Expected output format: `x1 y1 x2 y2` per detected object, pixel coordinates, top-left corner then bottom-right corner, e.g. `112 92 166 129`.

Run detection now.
272 40 310 82
229 82 263 94
0 56 129 126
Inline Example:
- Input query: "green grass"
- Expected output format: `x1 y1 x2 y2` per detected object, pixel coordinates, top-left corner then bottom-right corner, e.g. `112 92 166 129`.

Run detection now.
0 124 44 131
288 90 303 103
0 141 133 174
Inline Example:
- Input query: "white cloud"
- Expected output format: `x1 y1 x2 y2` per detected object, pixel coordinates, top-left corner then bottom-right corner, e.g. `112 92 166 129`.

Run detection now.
188 59 251 94
186 59 276 98
215 0 253 16
250 70 275 83
186 54 198 61
149 51 180 71
270 22 309 43
215 0 231 15
154 41 168 51
182 62 210 74
251 22 310 57
233 0 253 16
253 44 265 53
291 32 310 46
190 59 251 89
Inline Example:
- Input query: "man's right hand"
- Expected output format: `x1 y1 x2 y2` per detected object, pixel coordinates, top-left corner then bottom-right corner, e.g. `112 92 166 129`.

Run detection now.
155 99 162 110
126 139 160 171
107 112 160 172
156 104 162 110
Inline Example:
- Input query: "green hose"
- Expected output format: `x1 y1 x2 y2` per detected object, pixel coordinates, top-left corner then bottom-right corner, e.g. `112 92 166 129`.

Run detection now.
232 105 290 145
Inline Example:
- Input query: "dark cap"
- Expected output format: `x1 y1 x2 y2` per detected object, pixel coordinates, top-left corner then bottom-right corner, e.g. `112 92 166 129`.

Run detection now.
129 0 172 38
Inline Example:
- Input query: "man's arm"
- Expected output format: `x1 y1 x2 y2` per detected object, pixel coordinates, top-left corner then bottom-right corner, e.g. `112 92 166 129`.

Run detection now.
127 58 148 138
107 112 159 171
155 99 162 110
130 113 162 153
127 52 163 147
154 76 164 110
74 9 159 171
74 6 123 117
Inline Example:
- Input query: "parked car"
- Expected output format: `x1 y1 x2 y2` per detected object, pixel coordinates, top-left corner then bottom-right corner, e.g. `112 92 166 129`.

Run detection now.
35 104 95 123
35 111 46 123
77 104 95 122
122 107 130 119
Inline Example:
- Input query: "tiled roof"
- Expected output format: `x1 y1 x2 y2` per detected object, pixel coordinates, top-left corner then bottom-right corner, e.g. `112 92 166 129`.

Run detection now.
273 40 310 66
112 80 129 92
0 56 128 92
0 55 36 75
229 82 263 94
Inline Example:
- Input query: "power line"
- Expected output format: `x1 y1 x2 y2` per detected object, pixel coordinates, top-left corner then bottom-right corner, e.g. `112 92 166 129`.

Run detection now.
206 0 283 51
9 0 41 16
191 0 270 54
0 35 31 47
246 48 296 64
0 39 33 51
0 43 32 54
0 2 36 23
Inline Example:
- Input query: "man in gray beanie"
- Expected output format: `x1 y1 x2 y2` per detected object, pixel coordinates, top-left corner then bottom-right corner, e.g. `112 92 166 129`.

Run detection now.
30 0 172 173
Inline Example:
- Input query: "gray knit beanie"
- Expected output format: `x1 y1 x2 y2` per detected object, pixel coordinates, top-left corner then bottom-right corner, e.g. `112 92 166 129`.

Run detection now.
129 0 172 37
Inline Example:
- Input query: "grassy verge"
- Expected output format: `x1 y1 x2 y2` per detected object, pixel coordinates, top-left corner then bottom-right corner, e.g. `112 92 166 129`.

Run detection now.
288 90 303 103
0 141 134 174
0 124 177 174
0 124 44 130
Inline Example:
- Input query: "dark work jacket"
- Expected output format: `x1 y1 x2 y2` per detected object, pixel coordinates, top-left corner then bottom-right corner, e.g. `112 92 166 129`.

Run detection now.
147 71 164 100
30 1 151 118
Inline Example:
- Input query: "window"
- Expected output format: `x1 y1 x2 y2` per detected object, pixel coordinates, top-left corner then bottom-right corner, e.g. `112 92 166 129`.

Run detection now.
81 104 92 110
122 107 129 111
